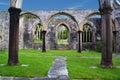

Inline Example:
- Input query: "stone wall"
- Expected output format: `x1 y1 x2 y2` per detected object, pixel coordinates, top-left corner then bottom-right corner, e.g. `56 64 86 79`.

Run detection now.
112 0 120 52
0 11 9 51
46 18 78 50
0 1 120 52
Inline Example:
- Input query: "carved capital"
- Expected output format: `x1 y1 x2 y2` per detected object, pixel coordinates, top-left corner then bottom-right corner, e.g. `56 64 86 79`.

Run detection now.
99 8 113 15
8 7 21 15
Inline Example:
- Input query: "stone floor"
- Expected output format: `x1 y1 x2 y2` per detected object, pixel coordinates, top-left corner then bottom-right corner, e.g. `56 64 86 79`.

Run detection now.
0 77 57 80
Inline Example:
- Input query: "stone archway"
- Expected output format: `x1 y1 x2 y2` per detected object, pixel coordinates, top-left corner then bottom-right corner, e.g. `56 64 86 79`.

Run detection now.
79 12 101 51
45 12 79 31
79 12 100 31
46 13 78 50
55 21 72 50
20 12 43 49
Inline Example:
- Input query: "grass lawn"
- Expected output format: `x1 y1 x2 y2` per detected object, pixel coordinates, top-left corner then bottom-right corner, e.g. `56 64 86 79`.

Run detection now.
0 50 54 77
34 39 42 43
67 58 120 79
0 49 120 79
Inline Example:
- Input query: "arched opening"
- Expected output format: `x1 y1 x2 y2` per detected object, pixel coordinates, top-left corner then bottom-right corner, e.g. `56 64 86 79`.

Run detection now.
20 13 43 49
82 23 93 50
46 12 79 30
82 24 93 43
34 23 42 43
81 13 101 50
46 13 78 50
57 24 69 44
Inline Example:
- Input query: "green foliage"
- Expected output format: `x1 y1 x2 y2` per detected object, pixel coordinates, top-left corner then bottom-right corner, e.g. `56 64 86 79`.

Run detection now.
34 39 42 43
58 29 68 39
58 39 68 44
23 14 36 19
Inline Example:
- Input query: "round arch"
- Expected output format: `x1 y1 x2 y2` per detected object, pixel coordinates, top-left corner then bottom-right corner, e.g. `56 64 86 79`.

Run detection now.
45 12 79 31
20 12 43 25
80 12 101 31
115 0 120 5
20 12 43 30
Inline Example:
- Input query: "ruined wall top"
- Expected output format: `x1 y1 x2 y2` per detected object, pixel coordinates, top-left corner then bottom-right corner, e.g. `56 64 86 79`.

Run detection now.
21 9 99 30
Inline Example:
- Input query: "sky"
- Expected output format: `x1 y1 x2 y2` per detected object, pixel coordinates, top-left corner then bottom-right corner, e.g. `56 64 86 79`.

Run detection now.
0 0 99 10
0 0 120 11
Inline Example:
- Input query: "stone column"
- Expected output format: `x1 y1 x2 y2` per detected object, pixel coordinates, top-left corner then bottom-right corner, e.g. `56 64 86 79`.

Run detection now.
113 31 117 52
77 31 81 53
42 30 46 52
99 0 113 68
92 31 96 50
8 7 21 65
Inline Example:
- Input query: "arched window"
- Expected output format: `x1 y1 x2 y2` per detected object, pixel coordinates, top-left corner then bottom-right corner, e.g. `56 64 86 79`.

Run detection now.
82 24 93 43
57 24 69 44
34 23 42 43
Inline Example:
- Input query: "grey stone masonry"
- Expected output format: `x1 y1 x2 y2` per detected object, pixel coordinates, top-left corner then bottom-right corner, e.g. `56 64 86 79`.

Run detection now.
48 56 69 80
0 76 57 80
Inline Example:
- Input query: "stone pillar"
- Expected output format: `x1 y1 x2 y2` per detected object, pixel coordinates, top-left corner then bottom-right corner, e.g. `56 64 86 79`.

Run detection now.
92 31 96 50
77 31 81 53
42 30 46 52
99 0 113 68
113 31 117 52
8 7 21 65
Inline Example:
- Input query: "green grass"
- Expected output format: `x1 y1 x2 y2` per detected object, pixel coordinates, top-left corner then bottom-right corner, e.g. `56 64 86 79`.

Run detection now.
58 39 68 44
0 50 54 77
0 49 120 79
34 39 42 43
67 58 120 79
18 49 101 57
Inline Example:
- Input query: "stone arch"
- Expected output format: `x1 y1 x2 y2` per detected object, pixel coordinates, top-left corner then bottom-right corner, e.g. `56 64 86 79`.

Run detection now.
20 12 43 32
55 23 70 44
80 12 100 31
45 12 79 31
79 12 101 50
84 21 96 31
115 0 120 5
20 12 43 49
54 20 72 32
20 12 42 25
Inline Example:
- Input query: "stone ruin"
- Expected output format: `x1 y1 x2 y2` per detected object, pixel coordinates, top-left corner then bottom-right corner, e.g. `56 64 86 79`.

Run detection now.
0 0 120 53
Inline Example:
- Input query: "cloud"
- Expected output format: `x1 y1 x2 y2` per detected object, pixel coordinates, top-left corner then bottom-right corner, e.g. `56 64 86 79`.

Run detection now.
65 0 89 9
66 5 83 10
0 2 8 6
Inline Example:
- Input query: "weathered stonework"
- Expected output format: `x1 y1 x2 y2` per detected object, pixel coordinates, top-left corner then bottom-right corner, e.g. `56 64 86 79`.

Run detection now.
0 0 120 52
0 11 9 51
